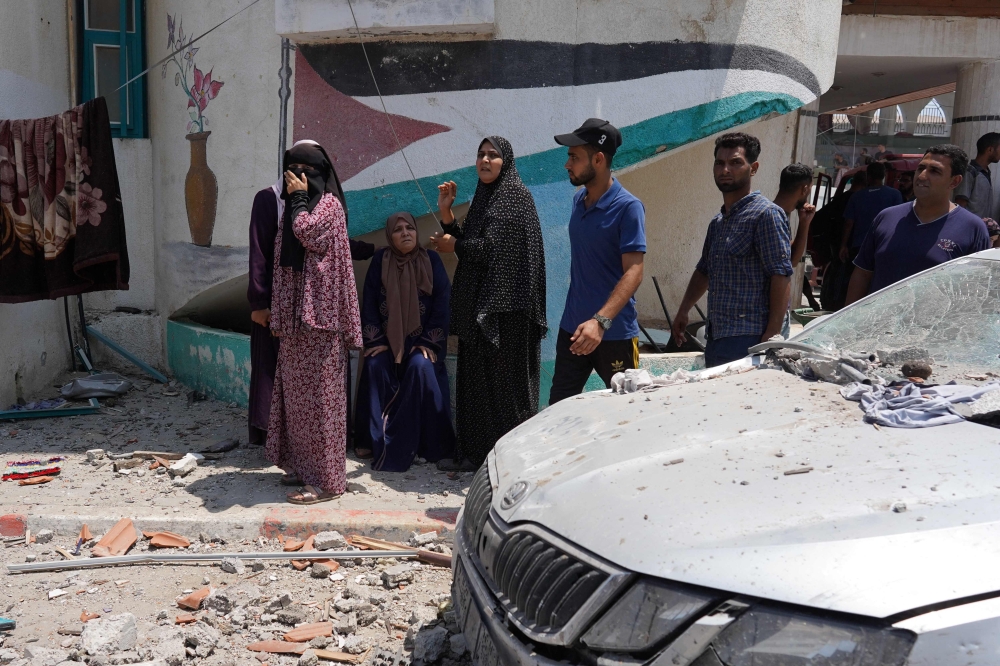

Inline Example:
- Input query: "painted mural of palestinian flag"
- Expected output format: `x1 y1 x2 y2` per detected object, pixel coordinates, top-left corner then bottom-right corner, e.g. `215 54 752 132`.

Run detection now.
293 39 820 236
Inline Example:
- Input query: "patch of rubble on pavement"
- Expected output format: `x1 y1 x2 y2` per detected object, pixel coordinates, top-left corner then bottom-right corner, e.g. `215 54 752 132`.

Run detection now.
0 368 476 666
0 529 470 666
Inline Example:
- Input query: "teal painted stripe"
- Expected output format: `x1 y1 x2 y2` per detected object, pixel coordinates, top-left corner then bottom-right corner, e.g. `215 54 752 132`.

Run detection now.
166 319 252 408
346 91 803 236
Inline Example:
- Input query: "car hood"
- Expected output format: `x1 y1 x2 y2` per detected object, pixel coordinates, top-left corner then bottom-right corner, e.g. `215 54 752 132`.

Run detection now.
492 369 1000 618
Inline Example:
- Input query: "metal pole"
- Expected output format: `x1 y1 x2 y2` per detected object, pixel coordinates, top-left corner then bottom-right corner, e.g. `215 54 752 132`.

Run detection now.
277 38 293 176
7 549 418 574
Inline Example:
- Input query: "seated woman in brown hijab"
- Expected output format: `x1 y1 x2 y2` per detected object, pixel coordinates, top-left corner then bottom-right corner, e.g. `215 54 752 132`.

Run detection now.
354 212 455 472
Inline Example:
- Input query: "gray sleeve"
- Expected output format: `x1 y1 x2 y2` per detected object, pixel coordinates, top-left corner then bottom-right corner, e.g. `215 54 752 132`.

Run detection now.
954 168 974 202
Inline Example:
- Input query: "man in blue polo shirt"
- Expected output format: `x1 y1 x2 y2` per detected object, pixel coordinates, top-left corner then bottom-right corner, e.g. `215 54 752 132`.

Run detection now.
846 144 991 305
548 118 646 404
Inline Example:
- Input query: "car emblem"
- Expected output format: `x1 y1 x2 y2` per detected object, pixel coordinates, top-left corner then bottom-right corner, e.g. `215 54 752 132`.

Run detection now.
501 481 530 509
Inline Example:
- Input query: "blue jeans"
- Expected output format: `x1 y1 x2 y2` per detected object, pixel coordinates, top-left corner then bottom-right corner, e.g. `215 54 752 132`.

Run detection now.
705 334 761 368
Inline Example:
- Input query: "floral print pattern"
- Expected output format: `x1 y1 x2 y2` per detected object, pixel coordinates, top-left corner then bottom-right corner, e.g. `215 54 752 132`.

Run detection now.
0 102 107 260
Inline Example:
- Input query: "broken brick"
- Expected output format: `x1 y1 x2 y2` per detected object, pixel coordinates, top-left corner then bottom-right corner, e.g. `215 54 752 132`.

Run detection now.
0 514 27 538
282 622 332 643
176 587 213 611
92 518 137 558
175 614 197 625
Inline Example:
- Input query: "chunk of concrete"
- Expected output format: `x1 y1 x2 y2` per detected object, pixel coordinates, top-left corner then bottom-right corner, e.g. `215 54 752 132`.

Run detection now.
168 453 203 478
408 531 437 547
413 626 448 662
86 449 105 462
381 564 414 588
297 650 319 666
81 613 137 655
342 635 370 655
34 529 54 544
312 531 347 551
219 557 244 575
22 646 68 666
449 633 468 656
275 606 308 626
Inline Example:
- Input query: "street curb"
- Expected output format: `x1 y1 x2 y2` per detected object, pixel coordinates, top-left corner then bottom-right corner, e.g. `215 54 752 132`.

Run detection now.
10 505 459 544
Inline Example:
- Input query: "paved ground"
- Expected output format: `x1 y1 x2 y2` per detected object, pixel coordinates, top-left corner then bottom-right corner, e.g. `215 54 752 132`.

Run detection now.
2 368 472 542
1 369 472 665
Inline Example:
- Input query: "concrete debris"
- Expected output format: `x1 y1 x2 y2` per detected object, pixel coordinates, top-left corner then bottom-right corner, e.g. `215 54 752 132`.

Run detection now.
408 531 438 547
276 606 308 626
298 649 319 666
310 562 334 578
382 564 415 588
901 360 932 380
266 593 293 612
342 635 371 655
449 633 467 656
86 449 106 462
218 557 244 574
21 646 68 666
81 613 137 655
877 347 930 366
313 531 348 551
409 606 438 630
413 626 448 662
892 502 908 513
34 530 53 544
184 622 220 658
167 453 203 478
346 481 370 494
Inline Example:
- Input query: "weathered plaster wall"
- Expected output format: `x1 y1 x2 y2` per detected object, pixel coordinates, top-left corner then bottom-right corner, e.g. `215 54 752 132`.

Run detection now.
146 0 283 322
0 0 72 408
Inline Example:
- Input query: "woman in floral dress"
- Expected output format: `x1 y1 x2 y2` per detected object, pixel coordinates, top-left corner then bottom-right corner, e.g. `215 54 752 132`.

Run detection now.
267 141 361 504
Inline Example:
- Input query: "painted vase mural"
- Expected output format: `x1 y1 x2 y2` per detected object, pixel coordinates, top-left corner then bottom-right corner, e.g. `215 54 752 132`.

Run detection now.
164 14 224 246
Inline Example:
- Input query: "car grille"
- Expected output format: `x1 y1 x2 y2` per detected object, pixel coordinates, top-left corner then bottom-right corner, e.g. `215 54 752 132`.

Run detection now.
463 464 493 550
490 531 609 634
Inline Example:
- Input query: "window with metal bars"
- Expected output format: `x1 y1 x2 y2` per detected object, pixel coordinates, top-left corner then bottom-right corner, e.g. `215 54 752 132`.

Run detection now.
79 0 147 138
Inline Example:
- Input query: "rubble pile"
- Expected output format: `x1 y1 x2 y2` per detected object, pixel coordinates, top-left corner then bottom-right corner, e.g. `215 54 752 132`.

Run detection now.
0 530 469 666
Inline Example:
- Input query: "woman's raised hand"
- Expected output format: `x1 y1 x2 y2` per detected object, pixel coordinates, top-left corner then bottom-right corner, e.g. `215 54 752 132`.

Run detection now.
437 181 457 224
429 232 456 253
284 170 308 193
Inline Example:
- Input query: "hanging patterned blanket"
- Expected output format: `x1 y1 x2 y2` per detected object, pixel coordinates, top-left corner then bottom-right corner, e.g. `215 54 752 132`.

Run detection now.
0 97 129 303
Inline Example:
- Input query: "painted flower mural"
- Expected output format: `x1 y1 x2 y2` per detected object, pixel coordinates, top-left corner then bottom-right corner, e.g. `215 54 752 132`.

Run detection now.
162 14 224 246
162 14 225 134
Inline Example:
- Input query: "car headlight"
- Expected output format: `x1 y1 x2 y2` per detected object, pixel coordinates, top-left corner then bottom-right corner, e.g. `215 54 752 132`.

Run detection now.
581 578 718 653
702 606 915 666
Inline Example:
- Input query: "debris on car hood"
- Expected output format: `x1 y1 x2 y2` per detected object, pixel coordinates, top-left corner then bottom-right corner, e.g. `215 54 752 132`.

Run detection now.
492 370 1000 618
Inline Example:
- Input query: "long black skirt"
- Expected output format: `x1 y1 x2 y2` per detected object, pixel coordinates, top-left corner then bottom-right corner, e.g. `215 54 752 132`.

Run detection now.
455 313 541 466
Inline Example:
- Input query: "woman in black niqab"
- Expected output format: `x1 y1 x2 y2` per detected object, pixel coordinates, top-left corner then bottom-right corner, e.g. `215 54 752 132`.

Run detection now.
430 136 547 469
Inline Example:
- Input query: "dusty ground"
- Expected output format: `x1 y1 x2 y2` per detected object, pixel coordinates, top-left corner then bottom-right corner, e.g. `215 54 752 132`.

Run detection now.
1 368 473 666
1 535 468 666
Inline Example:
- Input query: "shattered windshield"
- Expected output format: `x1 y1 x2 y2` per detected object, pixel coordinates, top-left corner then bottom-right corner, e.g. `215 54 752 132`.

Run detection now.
793 257 1000 383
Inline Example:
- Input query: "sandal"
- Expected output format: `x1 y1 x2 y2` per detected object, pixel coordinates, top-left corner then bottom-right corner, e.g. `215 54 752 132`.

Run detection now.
280 473 302 486
354 448 374 460
286 485 341 505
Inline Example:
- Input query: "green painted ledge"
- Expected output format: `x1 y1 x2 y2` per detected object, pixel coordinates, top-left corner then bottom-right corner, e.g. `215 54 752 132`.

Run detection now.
166 318 706 414
167 319 252 408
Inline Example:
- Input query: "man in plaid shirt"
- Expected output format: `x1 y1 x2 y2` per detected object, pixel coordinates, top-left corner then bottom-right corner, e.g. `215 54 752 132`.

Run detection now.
672 132 793 367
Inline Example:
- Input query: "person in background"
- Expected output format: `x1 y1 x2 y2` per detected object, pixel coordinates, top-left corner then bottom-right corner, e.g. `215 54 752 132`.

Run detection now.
846 145 991 305
355 212 454 472
548 119 646 404
896 170 915 203
249 141 374 455
856 148 871 167
839 161 903 268
267 141 362 504
954 132 1000 219
431 136 547 471
772 163 817 336
673 132 792 367
875 144 889 160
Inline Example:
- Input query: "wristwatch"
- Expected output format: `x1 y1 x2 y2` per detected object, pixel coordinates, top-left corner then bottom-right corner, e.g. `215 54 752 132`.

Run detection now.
592 314 613 331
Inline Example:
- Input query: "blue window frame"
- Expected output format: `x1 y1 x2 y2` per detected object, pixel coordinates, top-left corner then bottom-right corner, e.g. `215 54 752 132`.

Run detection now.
79 0 147 138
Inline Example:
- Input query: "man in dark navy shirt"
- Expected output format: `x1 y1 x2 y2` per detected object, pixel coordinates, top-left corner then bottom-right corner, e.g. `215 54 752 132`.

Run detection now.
840 161 903 262
846 145 991 305
548 119 646 404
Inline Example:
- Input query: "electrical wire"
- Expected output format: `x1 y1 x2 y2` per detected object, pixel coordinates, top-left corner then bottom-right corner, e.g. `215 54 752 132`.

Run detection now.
344 0 439 223
113 0 263 93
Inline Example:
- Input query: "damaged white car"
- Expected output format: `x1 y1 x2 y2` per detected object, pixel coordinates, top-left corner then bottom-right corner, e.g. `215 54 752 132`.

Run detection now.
452 250 1000 666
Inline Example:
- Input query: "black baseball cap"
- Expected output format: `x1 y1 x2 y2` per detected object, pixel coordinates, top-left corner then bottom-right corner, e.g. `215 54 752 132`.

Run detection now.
554 118 622 158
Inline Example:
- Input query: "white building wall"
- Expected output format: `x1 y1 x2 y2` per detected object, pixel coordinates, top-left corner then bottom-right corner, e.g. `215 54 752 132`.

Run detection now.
0 0 73 408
